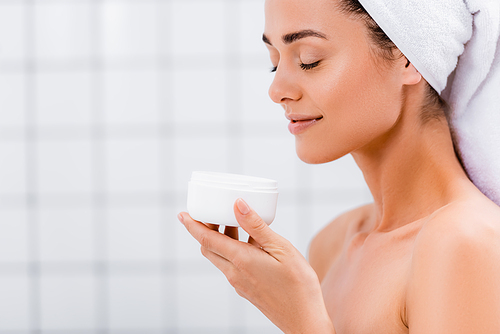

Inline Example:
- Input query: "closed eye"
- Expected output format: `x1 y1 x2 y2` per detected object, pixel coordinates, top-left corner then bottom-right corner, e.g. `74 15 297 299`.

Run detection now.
270 65 278 73
300 60 321 71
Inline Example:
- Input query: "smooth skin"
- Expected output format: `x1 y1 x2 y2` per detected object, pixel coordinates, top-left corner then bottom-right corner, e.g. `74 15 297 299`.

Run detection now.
179 0 500 333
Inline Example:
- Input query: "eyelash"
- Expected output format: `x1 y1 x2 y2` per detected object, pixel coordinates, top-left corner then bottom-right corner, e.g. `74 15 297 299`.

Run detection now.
270 60 321 73
300 60 321 70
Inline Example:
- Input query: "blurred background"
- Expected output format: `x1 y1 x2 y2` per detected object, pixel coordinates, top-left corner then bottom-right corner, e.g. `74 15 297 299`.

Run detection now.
0 0 371 333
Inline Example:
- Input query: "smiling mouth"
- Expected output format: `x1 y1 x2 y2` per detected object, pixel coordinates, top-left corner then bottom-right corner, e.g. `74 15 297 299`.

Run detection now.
290 116 323 123
286 112 324 122
287 116 323 135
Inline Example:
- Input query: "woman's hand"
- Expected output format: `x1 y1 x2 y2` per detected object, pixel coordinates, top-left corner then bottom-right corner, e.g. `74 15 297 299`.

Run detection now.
178 198 335 334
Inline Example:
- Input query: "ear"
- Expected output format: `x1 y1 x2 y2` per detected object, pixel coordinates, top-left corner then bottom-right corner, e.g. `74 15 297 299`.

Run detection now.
402 58 422 86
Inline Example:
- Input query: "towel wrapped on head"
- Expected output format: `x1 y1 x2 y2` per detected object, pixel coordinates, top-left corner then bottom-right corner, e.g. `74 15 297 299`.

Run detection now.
357 0 500 206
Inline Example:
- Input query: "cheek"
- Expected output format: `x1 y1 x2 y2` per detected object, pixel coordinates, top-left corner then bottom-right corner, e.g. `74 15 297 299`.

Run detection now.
296 63 402 163
327 66 400 128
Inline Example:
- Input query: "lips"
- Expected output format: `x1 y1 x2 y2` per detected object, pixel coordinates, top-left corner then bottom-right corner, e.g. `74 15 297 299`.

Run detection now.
286 113 323 135
286 113 323 122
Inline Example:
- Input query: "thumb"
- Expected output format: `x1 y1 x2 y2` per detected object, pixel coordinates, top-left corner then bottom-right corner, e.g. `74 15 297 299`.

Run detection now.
234 198 280 249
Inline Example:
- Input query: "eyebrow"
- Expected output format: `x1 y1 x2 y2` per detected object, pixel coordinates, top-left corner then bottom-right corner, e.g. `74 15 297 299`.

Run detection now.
262 29 328 46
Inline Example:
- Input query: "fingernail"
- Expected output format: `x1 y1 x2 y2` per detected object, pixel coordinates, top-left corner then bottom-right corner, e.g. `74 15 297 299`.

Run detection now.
177 213 184 224
236 198 250 215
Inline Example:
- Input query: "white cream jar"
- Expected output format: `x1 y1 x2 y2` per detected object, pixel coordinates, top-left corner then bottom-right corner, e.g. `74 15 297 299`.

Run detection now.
187 171 278 227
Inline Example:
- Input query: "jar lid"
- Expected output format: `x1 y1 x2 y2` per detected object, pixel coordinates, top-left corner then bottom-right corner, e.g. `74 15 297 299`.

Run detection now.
190 171 278 192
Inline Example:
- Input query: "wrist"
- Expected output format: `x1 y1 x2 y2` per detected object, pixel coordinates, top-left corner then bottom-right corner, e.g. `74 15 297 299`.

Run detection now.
302 316 335 334
287 309 335 334
294 279 335 334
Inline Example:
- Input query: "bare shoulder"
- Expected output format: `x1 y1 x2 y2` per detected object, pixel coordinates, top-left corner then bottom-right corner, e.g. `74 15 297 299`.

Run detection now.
407 196 500 332
414 196 500 255
308 203 374 282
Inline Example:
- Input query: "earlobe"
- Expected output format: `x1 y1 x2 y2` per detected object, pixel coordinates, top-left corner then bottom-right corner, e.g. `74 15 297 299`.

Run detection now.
402 61 422 86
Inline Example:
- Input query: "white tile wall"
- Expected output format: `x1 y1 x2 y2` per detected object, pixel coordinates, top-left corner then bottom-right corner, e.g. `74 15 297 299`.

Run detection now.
238 1 267 56
35 71 93 126
40 274 96 330
241 136 299 190
34 2 93 61
173 137 230 192
103 69 160 125
171 1 227 56
36 140 93 194
0 142 26 194
101 2 159 61
0 73 26 126
240 67 283 123
0 4 26 62
39 208 94 263
0 210 28 263
106 208 162 262
176 271 233 330
105 138 162 193
0 276 30 331
172 68 228 124
0 0 371 333
107 274 163 330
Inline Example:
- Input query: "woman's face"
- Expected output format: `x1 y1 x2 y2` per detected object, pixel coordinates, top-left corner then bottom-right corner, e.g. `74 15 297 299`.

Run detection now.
264 0 405 163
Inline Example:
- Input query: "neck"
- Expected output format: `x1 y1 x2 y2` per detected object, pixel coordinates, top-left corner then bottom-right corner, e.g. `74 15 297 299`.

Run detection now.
351 96 471 232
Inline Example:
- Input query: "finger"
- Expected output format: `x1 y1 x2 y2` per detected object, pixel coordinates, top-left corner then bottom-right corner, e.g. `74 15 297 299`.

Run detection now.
201 246 234 273
207 223 219 232
224 226 239 240
201 247 241 289
234 199 283 249
178 212 242 260
178 213 219 232
247 236 261 248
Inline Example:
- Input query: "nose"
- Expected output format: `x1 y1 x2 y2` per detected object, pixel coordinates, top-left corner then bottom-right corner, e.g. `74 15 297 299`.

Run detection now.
268 66 302 105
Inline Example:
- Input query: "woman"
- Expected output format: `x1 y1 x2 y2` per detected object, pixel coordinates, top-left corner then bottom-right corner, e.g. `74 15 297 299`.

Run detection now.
178 0 500 332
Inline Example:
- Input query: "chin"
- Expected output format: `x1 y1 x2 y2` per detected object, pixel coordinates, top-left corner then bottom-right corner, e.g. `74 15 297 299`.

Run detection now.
295 142 346 165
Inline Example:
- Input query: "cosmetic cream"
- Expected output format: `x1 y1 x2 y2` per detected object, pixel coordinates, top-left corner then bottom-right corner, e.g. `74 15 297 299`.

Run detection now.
187 171 278 227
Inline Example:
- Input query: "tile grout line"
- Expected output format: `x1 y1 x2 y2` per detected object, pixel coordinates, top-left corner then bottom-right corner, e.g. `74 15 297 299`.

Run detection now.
90 0 109 333
156 0 179 332
225 1 249 333
24 0 42 333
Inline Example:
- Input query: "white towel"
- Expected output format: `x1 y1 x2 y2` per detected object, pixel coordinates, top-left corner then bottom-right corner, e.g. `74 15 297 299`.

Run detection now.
358 0 500 206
